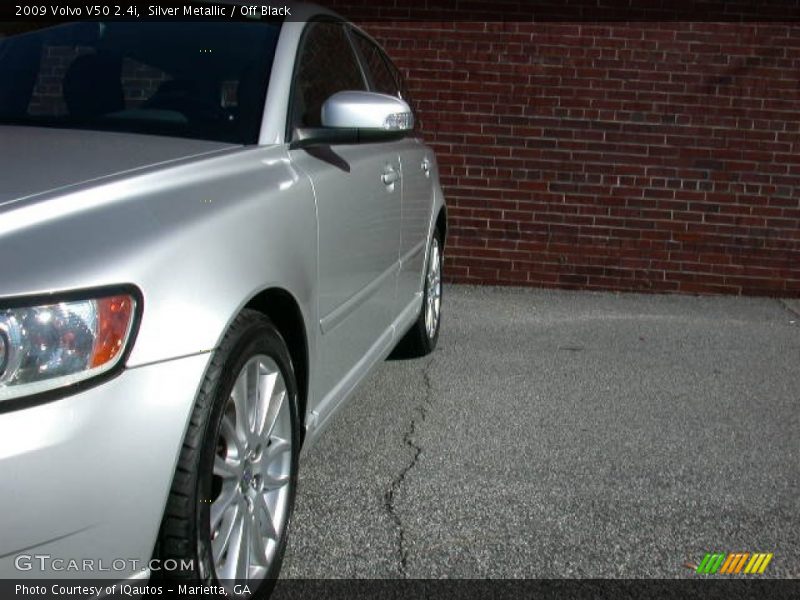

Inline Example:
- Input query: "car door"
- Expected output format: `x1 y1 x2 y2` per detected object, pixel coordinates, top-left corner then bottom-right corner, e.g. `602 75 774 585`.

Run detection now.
287 20 402 423
351 31 435 317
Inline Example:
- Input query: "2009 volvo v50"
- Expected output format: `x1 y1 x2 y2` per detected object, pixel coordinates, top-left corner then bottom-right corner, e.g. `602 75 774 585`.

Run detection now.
0 3 445 596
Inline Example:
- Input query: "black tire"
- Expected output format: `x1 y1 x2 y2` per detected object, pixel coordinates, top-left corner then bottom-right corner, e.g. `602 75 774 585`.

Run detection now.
394 227 444 358
153 309 300 599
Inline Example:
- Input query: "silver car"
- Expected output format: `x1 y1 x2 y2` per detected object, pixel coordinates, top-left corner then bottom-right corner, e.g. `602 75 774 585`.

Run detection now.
0 5 445 596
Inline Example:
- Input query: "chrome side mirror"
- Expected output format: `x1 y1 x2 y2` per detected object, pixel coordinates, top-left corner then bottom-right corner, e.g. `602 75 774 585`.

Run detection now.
321 91 414 132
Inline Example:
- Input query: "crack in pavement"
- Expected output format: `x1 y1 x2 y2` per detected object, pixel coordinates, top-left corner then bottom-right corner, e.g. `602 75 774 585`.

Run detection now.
778 298 800 320
383 356 435 577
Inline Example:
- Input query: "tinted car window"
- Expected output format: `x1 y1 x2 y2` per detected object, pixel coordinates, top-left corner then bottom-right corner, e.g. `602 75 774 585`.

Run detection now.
384 53 414 110
351 31 400 97
291 21 366 130
0 21 281 144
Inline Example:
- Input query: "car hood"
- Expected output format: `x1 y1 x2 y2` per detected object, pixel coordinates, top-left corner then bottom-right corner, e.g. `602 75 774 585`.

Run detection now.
0 126 237 206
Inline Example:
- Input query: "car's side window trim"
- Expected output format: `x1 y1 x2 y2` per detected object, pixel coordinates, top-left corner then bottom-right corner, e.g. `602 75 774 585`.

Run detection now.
347 28 382 95
285 17 324 143
344 25 372 94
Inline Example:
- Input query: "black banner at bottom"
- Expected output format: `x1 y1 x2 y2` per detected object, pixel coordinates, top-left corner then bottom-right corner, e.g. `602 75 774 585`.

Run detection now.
2 579 799 600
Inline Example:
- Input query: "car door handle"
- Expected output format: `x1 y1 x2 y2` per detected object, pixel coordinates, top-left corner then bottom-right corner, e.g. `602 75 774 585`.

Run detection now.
382 167 400 186
421 158 431 177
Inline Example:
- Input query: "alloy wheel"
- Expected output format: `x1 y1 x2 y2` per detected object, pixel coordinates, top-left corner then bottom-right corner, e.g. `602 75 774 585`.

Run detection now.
425 238 442 339
209 355 293 587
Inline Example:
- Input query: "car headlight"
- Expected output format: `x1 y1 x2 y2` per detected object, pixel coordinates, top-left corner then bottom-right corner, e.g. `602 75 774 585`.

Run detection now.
0 291 138 403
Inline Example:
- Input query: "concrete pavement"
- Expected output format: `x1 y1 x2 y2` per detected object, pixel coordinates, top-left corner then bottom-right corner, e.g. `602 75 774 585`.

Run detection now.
281 285 800 579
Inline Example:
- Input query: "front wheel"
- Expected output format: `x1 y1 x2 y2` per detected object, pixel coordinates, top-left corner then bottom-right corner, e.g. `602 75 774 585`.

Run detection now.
155 310 300 598
395 227 443 357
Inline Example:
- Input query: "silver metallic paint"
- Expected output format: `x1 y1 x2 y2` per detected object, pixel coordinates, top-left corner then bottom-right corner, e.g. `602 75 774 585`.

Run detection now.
0 3 446 581
0 354 210 579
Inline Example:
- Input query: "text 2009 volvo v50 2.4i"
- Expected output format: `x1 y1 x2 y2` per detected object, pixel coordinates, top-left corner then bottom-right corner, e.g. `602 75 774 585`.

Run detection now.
0 4 445 596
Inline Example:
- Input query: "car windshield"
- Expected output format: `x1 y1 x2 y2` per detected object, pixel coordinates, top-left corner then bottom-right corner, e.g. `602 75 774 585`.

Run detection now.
0 21 282 144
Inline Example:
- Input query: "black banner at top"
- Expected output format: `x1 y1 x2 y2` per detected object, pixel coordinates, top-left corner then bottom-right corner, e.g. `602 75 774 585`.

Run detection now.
2 0 800 23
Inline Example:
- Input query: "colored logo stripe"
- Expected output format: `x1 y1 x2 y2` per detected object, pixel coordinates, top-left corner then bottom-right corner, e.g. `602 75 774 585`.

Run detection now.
744 553 773 574
696 552 773 575
697 553 726 574
720 553 749 574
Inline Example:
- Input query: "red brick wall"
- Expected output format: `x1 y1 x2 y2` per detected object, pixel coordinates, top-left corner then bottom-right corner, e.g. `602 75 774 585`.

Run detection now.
324 3 800 296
